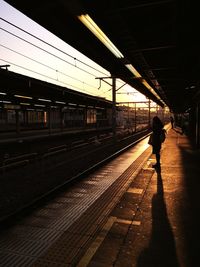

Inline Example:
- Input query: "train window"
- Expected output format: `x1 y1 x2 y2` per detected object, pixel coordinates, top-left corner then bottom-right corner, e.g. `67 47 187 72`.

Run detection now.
0 109 6 123
87 109 96 124
7 110 16 124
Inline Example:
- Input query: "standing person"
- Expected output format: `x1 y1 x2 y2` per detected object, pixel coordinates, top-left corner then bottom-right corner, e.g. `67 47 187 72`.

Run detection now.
170 116 174 129
150 116 164 169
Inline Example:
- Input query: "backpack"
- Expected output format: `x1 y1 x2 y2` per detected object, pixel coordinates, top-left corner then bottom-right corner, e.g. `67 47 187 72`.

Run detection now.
160 129 166 143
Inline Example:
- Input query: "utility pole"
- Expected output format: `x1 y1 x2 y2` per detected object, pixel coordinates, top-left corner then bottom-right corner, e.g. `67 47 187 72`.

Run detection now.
96 75 120 140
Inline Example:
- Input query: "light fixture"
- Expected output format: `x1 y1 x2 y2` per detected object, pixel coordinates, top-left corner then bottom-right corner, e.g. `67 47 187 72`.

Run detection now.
125 65 165 104
78 14 124 58
55 101 65 104
38 98 51 102
51 106 58 108
34 104 45 107
125 64 141 78
142 80 160 98
20 102 30 105
0 100 11 103
68 103 76 106
78 14 166 106
14 94 33 99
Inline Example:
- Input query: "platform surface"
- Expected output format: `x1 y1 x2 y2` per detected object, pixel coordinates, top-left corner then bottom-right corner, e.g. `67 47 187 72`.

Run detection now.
0 127 199 267
76 128 200 267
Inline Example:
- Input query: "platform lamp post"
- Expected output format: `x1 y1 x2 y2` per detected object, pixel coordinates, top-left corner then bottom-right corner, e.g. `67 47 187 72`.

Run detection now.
95 75 118 140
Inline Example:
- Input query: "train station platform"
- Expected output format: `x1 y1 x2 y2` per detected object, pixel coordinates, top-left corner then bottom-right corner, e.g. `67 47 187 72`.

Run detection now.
76 127 199 267
0 126 199 267
75 127 199 267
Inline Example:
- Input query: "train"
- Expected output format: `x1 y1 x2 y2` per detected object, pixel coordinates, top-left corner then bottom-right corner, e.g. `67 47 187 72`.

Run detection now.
0 104 112 132
0 102 171 134
0 68 170 134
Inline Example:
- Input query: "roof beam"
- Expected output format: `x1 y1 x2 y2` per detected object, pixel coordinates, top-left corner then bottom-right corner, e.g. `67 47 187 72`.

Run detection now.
110 0 174 13
132 45 175 53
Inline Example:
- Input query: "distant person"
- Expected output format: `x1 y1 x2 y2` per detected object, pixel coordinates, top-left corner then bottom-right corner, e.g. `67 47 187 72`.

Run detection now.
170 116 174 129
149 116 165 169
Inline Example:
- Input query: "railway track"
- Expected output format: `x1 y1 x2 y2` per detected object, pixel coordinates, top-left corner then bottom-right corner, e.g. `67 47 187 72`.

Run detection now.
0 134 153 266
0 129 151 223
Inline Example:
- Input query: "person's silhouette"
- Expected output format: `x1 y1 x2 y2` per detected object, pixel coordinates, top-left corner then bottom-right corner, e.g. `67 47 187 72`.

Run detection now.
150 116 164 168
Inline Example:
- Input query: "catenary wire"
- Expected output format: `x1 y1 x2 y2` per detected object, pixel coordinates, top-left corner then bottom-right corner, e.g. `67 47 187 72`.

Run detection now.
0 17 108 77
0 18 138 99
0 27 103 78
0 43 99 90
0 58 104 96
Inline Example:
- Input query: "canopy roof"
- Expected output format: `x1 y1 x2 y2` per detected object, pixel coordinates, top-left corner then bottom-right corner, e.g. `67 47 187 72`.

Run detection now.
5 0 200 112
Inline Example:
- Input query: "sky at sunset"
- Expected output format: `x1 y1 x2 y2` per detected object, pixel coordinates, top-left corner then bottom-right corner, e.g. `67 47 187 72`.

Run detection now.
0 0 148 105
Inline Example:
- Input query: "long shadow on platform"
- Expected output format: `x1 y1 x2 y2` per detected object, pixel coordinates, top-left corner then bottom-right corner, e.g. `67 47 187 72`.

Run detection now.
137 169 180 267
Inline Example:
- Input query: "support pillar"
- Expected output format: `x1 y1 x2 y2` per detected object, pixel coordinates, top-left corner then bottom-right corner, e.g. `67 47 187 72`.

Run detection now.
148 98 151 128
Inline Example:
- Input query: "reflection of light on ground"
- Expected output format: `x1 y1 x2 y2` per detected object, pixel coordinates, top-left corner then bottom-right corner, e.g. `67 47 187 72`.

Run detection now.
149 158 155 161
128 138 151 163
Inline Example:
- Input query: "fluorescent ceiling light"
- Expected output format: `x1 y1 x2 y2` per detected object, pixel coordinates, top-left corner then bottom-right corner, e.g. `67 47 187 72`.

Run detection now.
34 104 45 107
125 64 141 78
78 14 124 58
38 98 51 102
68 103 76 106
142 80 161 99
51 106 58 108
78 14 165 106
1 100 11 103
55 101 65 104
0 92 6 95
14 94 32 99
125 65 164 103
20 102 30 105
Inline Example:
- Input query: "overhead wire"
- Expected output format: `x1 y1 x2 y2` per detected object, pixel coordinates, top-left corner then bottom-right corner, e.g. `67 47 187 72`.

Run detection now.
0 17 108 76
0 58 99 96
0 26 99 77
0 17 138 100
0 43 99 90
0 29 109 97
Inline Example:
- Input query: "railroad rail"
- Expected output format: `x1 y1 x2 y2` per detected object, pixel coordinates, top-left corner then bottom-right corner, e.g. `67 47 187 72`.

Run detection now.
0 129 151 223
